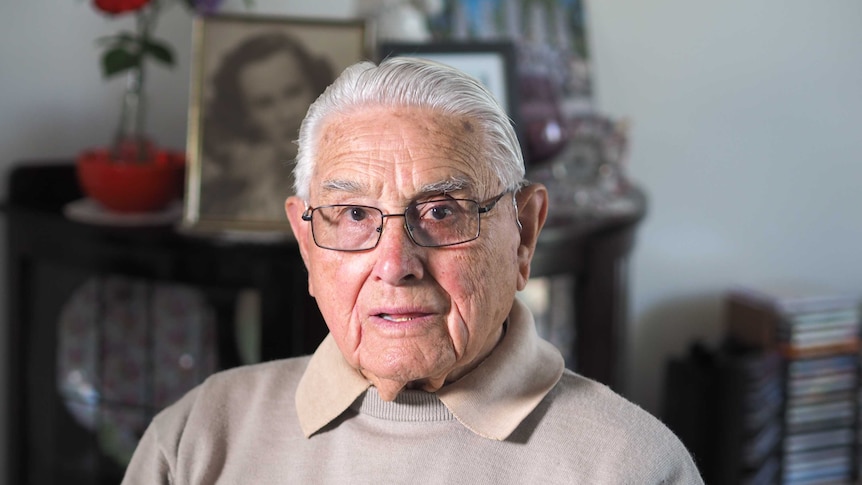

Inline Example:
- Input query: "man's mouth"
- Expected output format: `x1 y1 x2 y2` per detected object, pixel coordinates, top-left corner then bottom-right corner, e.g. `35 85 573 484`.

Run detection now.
378 313 422 322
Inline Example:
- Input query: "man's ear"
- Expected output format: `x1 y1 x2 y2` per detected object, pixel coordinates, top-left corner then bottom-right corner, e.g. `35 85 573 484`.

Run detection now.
515 183 549 291
285 196 315 296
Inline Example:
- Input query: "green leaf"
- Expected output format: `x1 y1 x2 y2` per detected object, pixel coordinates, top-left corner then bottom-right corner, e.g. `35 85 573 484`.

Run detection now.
142 38 174 66
102 47 140 77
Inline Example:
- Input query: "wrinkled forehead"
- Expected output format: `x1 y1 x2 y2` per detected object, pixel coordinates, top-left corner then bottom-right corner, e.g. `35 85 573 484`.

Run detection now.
310 106 500 201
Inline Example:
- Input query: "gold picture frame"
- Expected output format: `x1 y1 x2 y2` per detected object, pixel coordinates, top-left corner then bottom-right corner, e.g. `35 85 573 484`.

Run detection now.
182 14 366 236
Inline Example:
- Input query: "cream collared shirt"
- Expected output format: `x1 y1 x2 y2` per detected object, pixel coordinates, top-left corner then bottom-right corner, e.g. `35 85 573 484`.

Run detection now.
295 298 565 439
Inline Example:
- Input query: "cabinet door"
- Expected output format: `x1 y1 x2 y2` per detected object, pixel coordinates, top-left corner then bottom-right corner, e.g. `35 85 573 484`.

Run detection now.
25 264 220 484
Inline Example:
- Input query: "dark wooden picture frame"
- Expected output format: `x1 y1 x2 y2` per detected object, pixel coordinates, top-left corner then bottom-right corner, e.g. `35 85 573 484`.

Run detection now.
378 41 524 155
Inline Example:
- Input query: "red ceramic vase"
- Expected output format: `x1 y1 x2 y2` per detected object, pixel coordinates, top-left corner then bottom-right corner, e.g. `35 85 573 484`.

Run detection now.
93 0 152 15
76 146 186 213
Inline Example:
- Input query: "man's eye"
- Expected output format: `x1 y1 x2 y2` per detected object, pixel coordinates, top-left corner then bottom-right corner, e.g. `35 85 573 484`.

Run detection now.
348 207 369 221
430 206 453 220
420 202 458 221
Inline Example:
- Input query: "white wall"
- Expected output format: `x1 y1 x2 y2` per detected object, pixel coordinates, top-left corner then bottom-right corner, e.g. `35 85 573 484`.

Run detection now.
587 0 862 413
2 0 862 479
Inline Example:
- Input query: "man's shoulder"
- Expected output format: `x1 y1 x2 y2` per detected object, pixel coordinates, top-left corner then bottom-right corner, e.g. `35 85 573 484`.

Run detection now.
548 370 677 441
152 356 312 428
530 370 702 482
203 356 313 392
553 370 654 417
131 356 314 480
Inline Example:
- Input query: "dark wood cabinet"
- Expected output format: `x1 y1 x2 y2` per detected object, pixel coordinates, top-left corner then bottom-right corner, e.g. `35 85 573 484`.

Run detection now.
4 161 645 484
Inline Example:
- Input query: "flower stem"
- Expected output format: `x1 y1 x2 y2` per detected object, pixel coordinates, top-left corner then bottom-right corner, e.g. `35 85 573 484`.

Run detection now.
113 0 164 162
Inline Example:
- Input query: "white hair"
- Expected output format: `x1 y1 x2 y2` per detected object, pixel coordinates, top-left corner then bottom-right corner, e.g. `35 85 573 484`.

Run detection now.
292 56 525 201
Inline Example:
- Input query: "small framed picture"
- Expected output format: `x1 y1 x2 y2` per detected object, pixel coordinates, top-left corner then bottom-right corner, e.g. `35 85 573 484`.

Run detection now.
378 41 523 153
183 14 366 235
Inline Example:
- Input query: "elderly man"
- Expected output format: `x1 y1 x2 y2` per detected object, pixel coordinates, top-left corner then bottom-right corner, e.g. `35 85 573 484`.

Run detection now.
123 57 702 483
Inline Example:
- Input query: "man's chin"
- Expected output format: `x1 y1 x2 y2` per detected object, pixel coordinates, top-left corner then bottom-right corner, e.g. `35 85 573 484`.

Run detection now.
367 374 449 401
359 358 452 395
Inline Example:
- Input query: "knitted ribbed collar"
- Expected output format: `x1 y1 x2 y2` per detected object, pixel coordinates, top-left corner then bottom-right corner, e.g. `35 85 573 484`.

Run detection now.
295 298 564 441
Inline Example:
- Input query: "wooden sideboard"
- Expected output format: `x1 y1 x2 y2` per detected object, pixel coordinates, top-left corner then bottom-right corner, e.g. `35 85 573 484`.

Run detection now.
4 161 645 484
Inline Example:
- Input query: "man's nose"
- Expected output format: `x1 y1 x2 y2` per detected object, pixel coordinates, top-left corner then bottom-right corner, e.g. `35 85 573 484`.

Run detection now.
371 215 424 284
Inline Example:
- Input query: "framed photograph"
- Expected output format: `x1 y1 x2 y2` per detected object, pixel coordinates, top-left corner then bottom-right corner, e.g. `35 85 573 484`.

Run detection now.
378 42 523 153
183 14 367 236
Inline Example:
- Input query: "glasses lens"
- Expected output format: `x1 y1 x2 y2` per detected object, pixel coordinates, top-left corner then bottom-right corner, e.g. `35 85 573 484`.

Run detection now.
408 199 480 247
312 205 382 250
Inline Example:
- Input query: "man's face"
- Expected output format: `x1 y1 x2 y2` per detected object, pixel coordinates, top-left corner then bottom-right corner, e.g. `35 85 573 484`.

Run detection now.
238 51 316 156
287 106 526 399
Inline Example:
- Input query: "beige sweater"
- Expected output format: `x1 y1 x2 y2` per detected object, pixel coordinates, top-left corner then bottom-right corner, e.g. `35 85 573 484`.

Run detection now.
122 300 703 484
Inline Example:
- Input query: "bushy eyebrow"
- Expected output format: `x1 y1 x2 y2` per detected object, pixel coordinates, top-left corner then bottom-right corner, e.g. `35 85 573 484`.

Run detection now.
320 179 365 195
418 176 472 196
319 176 474 198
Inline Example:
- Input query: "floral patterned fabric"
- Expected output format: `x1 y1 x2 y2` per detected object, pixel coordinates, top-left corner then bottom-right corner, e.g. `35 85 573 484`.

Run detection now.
57 276 217 466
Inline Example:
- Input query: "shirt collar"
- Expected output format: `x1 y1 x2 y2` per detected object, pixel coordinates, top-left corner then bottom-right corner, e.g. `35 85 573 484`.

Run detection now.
295 335 370 438
295 298 564 440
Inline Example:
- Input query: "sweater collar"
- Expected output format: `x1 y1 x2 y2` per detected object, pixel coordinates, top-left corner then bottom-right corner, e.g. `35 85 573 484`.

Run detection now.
295 298 564 440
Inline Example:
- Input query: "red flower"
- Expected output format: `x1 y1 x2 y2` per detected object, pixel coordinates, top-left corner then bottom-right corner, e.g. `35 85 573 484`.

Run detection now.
93 0 152 15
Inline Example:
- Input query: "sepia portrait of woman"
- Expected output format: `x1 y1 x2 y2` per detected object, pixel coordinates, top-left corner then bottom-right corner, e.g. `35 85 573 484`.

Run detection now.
199 31 335 222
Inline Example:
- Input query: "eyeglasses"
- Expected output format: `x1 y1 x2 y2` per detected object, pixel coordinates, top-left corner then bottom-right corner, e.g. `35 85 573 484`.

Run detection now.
301 191 511 252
